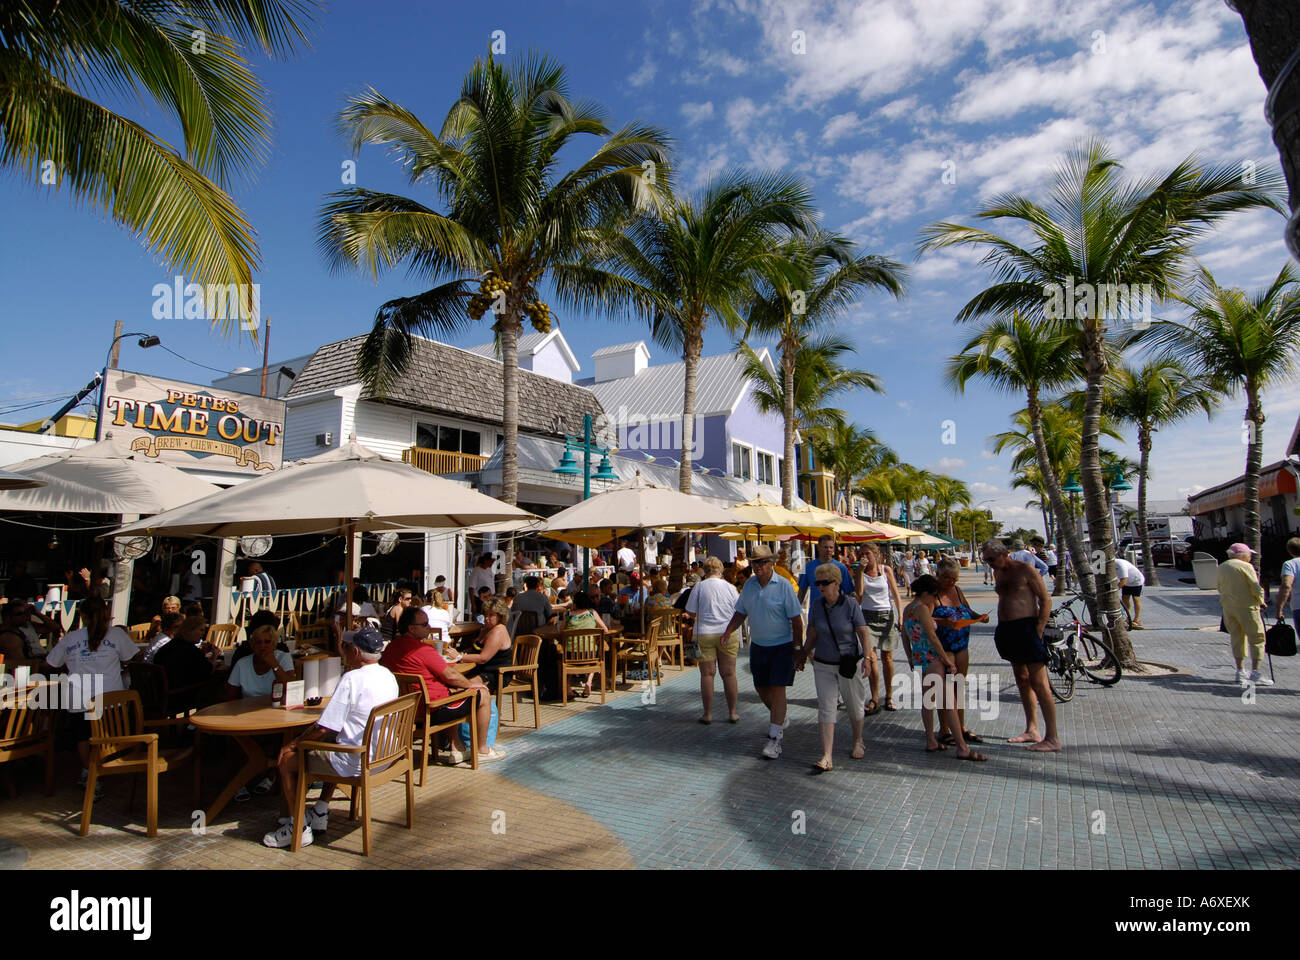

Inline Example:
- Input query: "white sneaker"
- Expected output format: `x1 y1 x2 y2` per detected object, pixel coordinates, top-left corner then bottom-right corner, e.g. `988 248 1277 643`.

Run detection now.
761 737 782 760
305 805 328 832
480 747 507 763
263 819 312 849
1248 670 1274 686
1235 667 1246 684
446 743 466 765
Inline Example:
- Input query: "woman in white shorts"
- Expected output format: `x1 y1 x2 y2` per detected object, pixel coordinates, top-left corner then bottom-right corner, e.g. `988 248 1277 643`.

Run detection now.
798 563 870 772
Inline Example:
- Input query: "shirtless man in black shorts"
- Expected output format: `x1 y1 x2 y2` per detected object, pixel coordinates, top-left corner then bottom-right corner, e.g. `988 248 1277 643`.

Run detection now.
982 539 1061 752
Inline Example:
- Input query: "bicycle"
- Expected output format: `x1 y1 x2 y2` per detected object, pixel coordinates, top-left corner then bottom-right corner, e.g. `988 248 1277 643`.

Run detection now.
1044 594 1122 702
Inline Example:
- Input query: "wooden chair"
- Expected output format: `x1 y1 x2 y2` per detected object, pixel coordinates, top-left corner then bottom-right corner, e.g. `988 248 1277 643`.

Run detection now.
510 609 540 641
616 618 663 687
559 628 608 705
391 673 479 783
127 661 205 734
80 691 197 838
496 634 542 728
204 623 241 651
128 623 153 643
0 694 54 797
654 611 685 670
291 692 421 856
293 622 334 654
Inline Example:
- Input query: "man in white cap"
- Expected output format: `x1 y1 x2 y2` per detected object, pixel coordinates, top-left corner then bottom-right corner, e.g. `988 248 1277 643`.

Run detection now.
1216 543 1271 686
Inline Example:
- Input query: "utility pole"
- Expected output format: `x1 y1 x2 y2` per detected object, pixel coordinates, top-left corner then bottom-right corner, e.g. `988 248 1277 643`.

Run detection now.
107 320 124 369
260 316 272 396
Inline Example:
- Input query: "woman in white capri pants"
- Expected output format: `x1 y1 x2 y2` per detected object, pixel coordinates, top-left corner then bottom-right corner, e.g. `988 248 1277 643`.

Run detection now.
797 562 871 772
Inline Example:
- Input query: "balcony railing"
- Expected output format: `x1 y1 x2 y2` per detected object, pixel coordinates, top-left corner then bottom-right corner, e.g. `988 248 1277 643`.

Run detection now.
402 446 488 476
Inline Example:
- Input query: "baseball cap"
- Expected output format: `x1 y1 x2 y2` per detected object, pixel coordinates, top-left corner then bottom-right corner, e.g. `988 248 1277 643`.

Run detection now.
1227 542 1253 557
346 625 384 654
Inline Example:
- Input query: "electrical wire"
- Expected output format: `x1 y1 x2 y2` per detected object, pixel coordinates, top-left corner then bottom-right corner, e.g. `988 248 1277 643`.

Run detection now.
158 344 240 376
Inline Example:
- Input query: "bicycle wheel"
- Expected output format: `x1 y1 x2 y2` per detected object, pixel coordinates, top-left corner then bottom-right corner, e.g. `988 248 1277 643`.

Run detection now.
1047 646 1075 702
1077 632 1122 685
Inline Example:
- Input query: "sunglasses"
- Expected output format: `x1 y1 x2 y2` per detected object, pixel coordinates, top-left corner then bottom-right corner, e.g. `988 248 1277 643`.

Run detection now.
751 559 773 565
815 579 836 587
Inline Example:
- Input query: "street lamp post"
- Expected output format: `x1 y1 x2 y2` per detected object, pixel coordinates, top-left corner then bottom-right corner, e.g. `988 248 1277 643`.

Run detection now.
97 332 161 440
554 413 618 588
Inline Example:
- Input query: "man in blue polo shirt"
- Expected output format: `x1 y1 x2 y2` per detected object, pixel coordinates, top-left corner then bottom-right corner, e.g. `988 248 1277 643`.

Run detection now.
798 535 854 603
723 545 804 760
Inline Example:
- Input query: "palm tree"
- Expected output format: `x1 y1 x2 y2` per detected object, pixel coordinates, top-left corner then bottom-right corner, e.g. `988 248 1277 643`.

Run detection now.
947 313 1093 600
889 464 936 530
1145 264 1300 570
929 475 972 537
2 0 318 306
921 138 1281 665
1105 360 1215 584
853 469 897 522
742 230 905 506
810 422 879 513
738 333 880 460
318 53 671 517
585 173 816 493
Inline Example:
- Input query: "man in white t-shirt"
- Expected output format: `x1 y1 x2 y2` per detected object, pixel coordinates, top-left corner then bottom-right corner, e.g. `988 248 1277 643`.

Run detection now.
467 555 496 613
266 626 398 849
616 540 637 574
1275 537 1300 625
685 556 740 724
1113 555 1146 629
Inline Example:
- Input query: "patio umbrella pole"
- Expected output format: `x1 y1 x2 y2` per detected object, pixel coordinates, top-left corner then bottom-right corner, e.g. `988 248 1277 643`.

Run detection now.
344 520 356 633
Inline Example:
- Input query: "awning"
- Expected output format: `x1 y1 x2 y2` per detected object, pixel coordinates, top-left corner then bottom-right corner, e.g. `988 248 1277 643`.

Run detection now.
1188 463 1297 515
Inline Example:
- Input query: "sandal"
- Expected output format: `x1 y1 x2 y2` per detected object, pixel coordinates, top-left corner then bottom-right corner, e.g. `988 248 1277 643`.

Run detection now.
884 699 897 711
697 716 713 725
962 730 985 744
864 700 881 717
811 759 833 774
850 743 866 760
925 743 949 753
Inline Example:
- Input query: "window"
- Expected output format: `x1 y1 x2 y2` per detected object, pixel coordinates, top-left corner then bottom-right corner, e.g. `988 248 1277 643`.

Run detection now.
415 423 482 456
757 452 775 486
732 442 752 480
777 457 784 483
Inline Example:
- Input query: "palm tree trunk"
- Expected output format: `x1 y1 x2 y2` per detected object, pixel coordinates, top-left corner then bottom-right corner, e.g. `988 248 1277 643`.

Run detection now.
782 345 796 509
497 314 522 592
678 324 703 494
1079 324 1135 666
1244 384 1265 576
1137 424 1159 586
1027 387 1095 605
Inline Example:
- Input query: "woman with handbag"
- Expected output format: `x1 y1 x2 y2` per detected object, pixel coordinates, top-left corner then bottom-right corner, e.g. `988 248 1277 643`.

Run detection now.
798 563 871 772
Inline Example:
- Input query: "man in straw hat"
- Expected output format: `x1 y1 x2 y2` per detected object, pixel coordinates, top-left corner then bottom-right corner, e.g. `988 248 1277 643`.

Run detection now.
721 545 803 760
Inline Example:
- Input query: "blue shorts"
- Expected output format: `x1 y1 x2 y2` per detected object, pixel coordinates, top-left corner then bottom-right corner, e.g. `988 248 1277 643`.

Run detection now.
749 642 796 687
993 617 1048 665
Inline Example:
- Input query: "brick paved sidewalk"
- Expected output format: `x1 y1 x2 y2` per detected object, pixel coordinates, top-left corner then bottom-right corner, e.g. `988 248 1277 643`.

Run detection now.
2 571 1296 869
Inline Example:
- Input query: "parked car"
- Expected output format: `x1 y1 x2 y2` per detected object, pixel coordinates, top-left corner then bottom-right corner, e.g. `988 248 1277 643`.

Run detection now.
1150 537 1193 570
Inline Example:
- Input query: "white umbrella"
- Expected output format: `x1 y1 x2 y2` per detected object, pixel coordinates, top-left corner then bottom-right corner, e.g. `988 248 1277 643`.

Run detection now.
113 441 537 626
0 469 45 490
541 472 739 549
0 436 219 514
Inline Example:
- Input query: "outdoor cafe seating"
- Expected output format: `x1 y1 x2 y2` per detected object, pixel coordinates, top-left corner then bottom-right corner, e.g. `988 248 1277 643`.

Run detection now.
392 672 480 782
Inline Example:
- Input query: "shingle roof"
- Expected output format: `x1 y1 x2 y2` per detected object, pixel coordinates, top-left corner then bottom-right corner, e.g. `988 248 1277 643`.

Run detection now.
464 331 549 359
285 335 605 437
582 348 772 419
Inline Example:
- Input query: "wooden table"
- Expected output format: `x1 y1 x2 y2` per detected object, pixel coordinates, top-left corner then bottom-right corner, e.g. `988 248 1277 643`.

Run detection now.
190 696 326 824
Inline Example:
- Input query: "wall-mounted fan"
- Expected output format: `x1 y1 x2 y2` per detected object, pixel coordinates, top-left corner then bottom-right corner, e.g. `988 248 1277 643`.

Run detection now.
238 535 274 558
362 531 400 558
113 536 154 562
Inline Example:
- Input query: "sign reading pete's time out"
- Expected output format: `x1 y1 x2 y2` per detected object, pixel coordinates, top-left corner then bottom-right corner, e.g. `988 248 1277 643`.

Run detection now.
99 369 286 475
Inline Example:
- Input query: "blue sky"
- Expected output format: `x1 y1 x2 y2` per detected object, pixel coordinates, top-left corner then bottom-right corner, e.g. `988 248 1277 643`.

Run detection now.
2 0 1295 531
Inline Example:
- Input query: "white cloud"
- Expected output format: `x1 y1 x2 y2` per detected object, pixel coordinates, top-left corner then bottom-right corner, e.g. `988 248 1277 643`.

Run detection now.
971 481 1001 497
681 101 715 125
928 457 968 472
821 112 863 145
980 449 998 459
725 97 763 135
628 55 657 88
